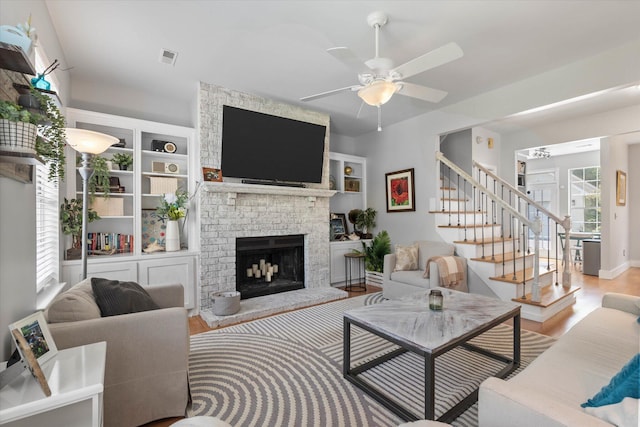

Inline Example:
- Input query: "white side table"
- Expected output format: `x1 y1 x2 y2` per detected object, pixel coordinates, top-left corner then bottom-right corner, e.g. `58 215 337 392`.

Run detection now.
0 341 106 427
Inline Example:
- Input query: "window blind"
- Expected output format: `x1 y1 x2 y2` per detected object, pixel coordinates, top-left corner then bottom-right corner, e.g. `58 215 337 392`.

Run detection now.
35 163 59 292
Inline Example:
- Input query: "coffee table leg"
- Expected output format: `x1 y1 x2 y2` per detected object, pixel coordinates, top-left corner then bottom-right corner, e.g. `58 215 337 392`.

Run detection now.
343 317 351 376
513 313 521 368
425 354 435 420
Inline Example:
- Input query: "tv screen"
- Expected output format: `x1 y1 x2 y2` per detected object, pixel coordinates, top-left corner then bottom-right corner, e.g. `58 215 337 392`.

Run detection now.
221 105 327 184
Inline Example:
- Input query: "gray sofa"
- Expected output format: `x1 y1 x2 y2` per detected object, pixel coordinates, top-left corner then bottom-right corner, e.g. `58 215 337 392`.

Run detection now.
383 240 465 299
479 293 640 427
45 281 190 427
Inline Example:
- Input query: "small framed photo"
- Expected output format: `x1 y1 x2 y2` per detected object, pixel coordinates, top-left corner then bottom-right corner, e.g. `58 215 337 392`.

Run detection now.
385 168 416 212
616 170 626 206
9 311 58 367
330 213 348 240
203 167 222 182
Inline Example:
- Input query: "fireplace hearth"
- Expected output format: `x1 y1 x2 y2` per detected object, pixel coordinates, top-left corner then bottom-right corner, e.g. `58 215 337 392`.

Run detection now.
236 235 305 299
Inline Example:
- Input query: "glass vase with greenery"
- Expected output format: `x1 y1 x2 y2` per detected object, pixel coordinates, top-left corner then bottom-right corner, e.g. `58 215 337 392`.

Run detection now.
156 189 189 221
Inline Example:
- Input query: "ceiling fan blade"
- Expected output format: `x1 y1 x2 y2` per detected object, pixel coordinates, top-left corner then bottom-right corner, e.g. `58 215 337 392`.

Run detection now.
396 82 448 103
392 42 463 80
327 47 370 72
300 85 361 102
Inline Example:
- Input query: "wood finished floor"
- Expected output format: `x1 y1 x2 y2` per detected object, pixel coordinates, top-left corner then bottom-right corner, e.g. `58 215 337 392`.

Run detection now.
143 267 640 426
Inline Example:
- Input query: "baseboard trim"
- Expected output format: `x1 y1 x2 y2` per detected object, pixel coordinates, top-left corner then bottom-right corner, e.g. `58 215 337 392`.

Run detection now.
629 260 640 268
599 262 630 279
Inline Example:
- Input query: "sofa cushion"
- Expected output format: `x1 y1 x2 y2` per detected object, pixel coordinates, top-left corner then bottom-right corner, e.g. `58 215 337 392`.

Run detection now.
394 243 419 271
581 353 640 408
390 270 431 288
46 277 102 323
91 277 160 317
583 397 639 427
416 241 455 271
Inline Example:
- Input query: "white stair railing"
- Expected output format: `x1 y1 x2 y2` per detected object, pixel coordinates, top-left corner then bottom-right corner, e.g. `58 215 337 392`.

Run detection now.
436 152 572 302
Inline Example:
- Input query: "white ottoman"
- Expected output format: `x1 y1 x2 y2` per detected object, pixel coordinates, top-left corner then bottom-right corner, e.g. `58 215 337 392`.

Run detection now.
171 416 233 427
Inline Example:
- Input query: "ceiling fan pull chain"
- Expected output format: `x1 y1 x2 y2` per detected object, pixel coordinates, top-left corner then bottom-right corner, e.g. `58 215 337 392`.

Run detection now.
377 106 382 132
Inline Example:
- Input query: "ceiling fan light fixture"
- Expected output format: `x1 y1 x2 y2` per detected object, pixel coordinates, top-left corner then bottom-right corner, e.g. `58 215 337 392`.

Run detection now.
357 80 398 106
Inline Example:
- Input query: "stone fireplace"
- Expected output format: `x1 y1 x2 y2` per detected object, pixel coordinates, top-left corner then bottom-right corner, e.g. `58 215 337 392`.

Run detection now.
197 82 334 312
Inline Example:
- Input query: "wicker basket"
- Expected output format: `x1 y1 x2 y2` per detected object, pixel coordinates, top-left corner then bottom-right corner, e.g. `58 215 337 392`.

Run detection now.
0 119 37 154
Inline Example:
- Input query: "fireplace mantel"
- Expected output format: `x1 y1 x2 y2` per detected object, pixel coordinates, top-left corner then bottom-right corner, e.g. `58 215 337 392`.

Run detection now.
203 181 336 198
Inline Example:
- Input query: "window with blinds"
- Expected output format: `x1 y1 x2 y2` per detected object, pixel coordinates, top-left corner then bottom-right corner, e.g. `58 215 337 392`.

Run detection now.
35 163 59 292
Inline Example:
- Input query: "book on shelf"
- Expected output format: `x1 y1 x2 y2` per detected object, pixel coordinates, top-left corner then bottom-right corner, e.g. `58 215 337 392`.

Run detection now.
88 233 134 255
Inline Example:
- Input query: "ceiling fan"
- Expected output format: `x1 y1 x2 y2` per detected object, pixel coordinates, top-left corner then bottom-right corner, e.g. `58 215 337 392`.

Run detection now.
301 11 463 131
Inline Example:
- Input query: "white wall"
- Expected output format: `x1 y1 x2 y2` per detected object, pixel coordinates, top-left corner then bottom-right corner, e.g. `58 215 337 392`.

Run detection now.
498 105 639 278
70 77 195 128
0 0 69 360
600 137 630 277
630 144 640 266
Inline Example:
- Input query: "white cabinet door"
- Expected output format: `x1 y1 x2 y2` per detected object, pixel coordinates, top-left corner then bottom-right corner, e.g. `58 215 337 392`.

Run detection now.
138 256 196 308
62 261 138 287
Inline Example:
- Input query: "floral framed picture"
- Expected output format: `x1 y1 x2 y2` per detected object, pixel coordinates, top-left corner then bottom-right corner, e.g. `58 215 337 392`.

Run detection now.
385 168 415 212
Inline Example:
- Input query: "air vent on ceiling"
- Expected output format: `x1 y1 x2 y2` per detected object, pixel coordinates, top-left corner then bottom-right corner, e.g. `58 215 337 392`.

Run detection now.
159 48 178 66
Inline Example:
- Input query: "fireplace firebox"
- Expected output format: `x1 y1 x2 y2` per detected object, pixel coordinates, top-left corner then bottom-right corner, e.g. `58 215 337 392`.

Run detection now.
236 235 305 299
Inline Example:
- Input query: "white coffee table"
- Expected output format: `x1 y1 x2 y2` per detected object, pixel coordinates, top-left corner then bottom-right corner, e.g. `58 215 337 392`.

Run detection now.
343 289 520 423
0 341 106 426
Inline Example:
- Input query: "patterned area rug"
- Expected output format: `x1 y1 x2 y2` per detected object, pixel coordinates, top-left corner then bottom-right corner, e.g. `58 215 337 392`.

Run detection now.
188 293 555 426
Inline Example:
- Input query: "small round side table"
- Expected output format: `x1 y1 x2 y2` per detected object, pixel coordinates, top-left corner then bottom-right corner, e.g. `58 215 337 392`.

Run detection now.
344 252 366 292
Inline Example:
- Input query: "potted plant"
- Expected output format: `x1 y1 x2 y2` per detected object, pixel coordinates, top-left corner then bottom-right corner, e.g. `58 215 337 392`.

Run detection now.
356 207 377 239
0 89 67 182
85 156 111 200
354 230 391 286
111 152 133 170
0 100 39 154
60 198 100 260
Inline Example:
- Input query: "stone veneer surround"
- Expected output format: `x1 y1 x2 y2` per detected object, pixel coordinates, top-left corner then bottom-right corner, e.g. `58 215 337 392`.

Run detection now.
198 83 333 311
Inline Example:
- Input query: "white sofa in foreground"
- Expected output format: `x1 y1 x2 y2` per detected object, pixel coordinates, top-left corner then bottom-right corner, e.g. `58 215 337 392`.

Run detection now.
479 292 640 427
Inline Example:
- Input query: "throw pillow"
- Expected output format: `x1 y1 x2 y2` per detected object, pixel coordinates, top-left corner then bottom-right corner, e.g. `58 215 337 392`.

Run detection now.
45 277 102 323
393 243 419 271
581 353 640 408
91 277 160 317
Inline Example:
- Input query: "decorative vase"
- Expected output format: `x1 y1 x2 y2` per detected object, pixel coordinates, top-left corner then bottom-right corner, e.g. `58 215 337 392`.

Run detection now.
165 220 180 252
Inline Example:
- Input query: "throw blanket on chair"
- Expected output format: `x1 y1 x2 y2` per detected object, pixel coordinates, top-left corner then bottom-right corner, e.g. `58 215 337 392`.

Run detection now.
424 256 468 292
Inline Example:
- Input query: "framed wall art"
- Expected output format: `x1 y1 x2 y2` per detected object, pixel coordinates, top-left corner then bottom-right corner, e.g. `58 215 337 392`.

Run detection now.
203 167 222 182
616 170 626 206
330 213 348 240
385 168 415 212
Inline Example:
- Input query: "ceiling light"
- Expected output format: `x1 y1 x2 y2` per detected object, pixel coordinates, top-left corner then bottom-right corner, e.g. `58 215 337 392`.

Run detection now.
531 147 551 159
357 80 398 106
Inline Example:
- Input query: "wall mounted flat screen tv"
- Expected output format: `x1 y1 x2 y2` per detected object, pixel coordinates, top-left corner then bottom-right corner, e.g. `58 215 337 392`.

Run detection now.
221 105 327 184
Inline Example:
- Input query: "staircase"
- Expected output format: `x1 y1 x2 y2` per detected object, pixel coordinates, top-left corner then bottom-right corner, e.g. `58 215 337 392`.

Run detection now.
433 152 580 322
